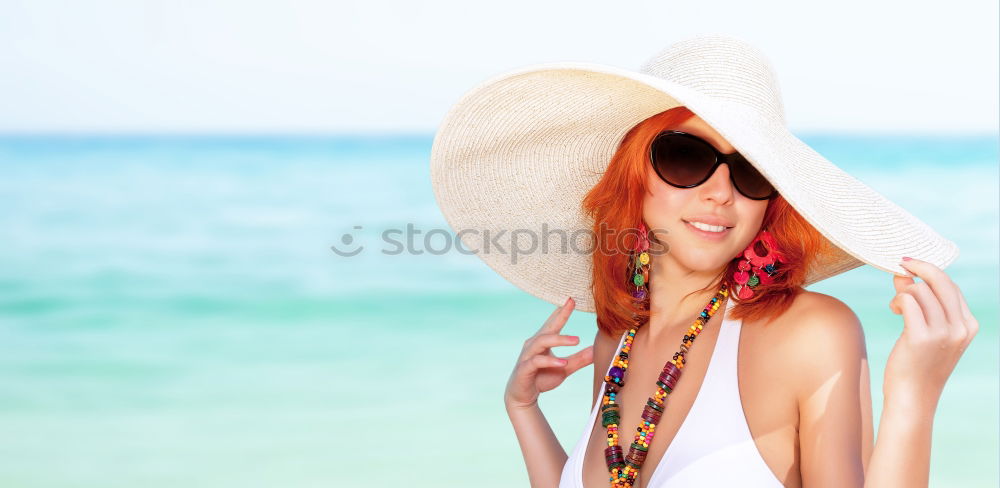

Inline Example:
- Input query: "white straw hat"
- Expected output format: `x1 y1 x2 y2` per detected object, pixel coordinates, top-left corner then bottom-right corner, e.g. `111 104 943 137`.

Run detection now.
429 33 959 313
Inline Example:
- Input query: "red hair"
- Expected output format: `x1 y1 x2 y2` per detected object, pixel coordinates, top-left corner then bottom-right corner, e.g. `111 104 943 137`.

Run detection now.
581 107 836 337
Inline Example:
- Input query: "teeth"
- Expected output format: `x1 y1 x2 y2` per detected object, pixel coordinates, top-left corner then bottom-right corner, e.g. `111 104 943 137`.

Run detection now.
689 221 726 233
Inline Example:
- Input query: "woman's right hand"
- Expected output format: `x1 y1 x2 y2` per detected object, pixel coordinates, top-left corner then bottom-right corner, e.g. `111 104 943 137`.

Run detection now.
504 297 595 411
884 257 979 403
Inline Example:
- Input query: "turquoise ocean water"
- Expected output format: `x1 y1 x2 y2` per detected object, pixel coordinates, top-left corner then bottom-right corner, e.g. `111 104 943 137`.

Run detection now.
0 134 996 487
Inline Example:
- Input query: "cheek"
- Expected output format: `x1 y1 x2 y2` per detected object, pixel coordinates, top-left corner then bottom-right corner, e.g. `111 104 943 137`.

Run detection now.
735 201 769 242
749 201 769 227
643 179 686 225
643 194 682 235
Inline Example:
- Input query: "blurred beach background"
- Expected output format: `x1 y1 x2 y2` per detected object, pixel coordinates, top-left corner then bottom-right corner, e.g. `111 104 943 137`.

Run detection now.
1 2 997 487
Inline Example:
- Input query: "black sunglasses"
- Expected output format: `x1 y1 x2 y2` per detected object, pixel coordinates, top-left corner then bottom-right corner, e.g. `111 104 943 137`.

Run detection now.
649 130 777 200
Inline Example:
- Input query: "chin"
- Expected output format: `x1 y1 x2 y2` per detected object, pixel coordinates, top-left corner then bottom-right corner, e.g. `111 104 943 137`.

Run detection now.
671 249 734 272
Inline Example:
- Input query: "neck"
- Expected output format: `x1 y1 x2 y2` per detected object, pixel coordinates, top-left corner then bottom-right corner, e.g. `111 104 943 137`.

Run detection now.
645 253 727 345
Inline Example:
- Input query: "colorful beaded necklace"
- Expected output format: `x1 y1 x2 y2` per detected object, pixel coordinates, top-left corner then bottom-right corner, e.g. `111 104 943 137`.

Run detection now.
600 282 730 488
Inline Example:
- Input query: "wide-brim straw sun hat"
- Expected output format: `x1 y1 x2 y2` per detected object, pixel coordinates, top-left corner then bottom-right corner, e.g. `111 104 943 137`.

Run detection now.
429 33 959 313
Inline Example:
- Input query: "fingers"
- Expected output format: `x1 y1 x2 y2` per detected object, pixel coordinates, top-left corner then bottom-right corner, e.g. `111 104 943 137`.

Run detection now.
892 272 914 295
538 297 576 335
900 279 947 332
889 274 929 335
890 274 915 314
948 274 978 337
957 292 980 338
519 346 594 379
899 258 965 326
561 345 595 376
531 354 569 369
515 355 569 380
897 258 979 351
896 292 928 335
521 333 580 362
957 289 973 321
522 297 578 359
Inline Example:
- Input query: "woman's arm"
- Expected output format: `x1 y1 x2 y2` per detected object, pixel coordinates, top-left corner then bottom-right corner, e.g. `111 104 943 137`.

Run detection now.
794 257 978 488
864 257 978 487
865 392 938 487
790 293 868 487
503 298 595 488
792 296 936 488
505 402 572 488
792 293 939 488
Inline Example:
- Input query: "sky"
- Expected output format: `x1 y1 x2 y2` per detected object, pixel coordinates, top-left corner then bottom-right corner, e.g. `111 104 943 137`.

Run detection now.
0 0 997 134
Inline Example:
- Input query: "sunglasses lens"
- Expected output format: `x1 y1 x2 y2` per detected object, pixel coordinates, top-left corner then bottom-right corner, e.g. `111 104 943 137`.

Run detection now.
730 158 776 200
651 133 716 186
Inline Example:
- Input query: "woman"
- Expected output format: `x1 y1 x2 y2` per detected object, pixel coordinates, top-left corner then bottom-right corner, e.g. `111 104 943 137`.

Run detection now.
429 34 979 487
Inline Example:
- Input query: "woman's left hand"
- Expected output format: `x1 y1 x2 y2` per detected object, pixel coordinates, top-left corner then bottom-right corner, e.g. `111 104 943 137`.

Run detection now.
884 257 980 404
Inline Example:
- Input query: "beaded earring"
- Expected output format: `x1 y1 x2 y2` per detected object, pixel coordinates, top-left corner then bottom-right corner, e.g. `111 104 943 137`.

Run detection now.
628 222 650 301
733 228 786 299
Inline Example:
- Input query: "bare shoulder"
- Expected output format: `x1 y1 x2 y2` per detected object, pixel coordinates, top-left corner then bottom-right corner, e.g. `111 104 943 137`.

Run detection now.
768 290 865 341
773 291 874 481
768 290 868 400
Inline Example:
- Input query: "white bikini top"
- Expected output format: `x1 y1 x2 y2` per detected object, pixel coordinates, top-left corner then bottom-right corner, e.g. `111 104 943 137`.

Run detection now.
558 297 784 487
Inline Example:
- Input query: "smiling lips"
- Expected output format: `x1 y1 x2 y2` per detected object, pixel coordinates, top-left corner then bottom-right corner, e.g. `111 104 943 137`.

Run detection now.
682 217 734 240
688 220 728 233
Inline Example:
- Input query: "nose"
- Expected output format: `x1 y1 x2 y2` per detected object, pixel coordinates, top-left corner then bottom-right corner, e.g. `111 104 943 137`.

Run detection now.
698 162 736 205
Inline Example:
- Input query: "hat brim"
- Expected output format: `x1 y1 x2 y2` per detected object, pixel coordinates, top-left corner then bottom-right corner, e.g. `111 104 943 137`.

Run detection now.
430 62 959 313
